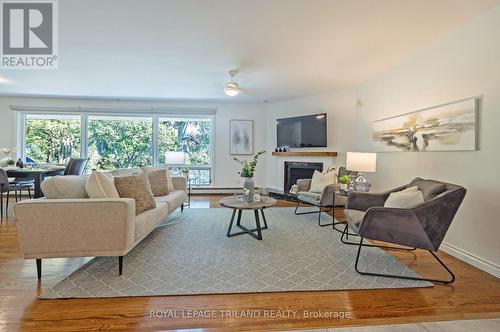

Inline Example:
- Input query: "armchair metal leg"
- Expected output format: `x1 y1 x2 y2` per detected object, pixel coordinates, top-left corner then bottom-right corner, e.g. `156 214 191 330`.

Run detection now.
294 200 336 227
354 237 455 284
341 224 416 251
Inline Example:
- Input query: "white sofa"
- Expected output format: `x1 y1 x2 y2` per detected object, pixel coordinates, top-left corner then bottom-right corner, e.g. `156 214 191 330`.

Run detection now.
14 174 187 279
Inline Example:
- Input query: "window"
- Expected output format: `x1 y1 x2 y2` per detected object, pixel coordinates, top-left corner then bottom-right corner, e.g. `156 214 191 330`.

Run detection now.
158 117 212 186
25 114 81 164
20 111 214 187
87 116 153 171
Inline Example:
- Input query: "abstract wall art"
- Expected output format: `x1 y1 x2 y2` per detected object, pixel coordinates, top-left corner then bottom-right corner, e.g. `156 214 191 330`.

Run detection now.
230 119 253 155
373 98 478 152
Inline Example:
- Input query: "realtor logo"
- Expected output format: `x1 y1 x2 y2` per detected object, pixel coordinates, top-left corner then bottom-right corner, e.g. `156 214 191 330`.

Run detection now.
1 0 58 69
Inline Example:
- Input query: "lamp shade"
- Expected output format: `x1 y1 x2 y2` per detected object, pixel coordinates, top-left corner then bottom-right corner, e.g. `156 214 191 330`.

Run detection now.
165 151 185 165
346 152 377 173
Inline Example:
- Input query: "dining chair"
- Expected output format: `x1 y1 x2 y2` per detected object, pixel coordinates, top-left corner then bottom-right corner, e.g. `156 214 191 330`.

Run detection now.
63 158 88 176
1 169 35 219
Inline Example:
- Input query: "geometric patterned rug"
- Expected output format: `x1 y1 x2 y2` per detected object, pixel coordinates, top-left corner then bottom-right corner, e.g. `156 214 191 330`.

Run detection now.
41 207 432 299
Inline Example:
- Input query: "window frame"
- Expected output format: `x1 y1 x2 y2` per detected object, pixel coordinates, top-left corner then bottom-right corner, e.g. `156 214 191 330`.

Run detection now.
17 110 215 187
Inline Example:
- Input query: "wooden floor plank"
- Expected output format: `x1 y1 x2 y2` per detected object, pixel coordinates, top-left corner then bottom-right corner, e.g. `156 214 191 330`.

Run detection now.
0 194 499 331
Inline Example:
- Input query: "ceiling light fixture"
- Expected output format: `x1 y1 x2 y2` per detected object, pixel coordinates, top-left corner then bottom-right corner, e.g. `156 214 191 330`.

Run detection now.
224 70 242 96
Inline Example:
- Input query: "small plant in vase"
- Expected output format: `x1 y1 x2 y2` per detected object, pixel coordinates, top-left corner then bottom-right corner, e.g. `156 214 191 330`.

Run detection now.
181 167 190 179
338 175 350 192
233 151 265 202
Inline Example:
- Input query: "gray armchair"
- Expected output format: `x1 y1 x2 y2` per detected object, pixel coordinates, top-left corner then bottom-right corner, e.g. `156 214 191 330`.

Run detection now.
342 177 466 284
294 166 356 227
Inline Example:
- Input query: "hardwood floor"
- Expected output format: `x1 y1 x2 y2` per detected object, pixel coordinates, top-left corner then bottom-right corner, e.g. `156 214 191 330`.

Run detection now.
1 194 499 331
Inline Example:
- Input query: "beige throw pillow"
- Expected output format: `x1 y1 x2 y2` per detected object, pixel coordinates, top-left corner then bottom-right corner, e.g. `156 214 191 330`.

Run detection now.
114 173 156 215
384 189 424 209
85 171 120 198
309 170 336 193
144 169 169 197
41 175 89 199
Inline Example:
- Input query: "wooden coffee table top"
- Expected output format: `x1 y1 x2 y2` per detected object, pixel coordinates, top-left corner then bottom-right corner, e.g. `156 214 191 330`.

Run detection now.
219 196 277 210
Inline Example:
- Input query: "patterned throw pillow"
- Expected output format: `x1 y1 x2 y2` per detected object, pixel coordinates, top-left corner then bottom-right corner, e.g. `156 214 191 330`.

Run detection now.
114 173 156 215
144 169 169 197
142 166 174 192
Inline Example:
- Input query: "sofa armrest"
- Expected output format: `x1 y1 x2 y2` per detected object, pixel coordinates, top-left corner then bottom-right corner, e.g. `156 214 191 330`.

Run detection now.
14 198 136 259
296 179 312 192
172 176 187 192
346 185 407 211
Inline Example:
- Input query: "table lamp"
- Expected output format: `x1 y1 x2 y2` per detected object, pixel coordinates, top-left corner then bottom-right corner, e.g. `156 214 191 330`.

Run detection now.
165 151 186 165
346 152 377 192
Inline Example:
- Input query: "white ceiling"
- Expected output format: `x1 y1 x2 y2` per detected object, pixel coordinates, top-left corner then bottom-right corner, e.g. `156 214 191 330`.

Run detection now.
0 0 499 102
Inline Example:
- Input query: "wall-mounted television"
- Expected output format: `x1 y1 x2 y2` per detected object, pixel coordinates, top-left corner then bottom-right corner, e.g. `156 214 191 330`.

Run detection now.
277 113 327 148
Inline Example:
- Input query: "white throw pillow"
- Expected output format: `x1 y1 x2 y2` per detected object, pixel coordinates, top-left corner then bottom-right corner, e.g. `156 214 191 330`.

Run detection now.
309 170 336 193
85 171 120 198
41 175 89 199
384 190 424 209
400 186 418 193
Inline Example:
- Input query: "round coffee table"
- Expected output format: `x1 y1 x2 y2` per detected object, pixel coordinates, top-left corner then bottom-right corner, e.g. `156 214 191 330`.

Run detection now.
219 196 277 240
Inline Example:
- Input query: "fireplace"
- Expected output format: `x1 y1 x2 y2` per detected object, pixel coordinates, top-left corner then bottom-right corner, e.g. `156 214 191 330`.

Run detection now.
284 161 323 194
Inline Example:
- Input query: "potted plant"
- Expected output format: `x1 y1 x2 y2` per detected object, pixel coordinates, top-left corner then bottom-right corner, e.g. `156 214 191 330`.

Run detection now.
181 167 190 179
233 151 265 202
338 175 350 191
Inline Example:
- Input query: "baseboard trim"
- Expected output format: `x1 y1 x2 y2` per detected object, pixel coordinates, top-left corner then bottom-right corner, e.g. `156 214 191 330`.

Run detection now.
440 242 500 278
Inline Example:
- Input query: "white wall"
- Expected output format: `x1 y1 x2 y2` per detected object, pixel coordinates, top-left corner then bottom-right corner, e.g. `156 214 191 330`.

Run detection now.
0 97 268 188
265 88 357 192
355 6 500 276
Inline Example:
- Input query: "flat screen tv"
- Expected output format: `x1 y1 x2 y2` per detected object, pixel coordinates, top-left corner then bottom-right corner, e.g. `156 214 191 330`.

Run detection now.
277 113 327 148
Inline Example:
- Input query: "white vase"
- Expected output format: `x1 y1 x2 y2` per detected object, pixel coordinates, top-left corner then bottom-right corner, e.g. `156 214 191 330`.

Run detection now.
242 177 255 202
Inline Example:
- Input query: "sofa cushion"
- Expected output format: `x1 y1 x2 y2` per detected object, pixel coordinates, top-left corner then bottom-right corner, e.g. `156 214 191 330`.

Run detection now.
407 178 447 201
143 168 169 197
309 170 336 193
155 190 187 213
344 209 366 234
85 171 120 198
41 175 89 199
134 202 169 242
114 173 156 215
297 191 321 205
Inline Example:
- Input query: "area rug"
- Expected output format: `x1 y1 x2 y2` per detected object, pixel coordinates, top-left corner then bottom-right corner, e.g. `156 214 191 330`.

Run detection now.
41 207 432 298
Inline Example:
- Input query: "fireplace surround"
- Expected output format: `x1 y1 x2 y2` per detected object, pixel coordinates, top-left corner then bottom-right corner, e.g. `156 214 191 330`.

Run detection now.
284 161 323 194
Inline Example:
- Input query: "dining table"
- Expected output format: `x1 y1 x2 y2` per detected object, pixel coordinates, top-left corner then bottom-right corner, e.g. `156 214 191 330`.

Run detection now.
5 166 66 198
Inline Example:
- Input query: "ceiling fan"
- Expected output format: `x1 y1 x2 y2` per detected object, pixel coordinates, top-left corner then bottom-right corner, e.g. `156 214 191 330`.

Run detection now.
224 70 243 96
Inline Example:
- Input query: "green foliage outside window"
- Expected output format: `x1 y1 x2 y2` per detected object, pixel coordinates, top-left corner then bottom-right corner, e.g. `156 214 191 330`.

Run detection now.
87 118 153 170
158 120 211 165
26 118 81 164
24 116 212 172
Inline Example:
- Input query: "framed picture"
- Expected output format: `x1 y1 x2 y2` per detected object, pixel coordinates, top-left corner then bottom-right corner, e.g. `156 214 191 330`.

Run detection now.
372 97 479 152
230 119 253 155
